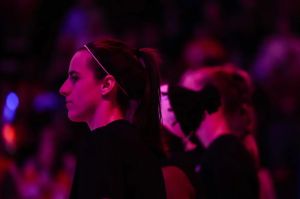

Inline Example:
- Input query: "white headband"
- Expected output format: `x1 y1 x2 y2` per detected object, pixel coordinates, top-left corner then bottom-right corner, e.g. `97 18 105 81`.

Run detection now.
84 44 129 97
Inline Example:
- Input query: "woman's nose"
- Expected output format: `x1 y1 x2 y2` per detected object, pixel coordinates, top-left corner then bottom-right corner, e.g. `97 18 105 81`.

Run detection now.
59 80 70 96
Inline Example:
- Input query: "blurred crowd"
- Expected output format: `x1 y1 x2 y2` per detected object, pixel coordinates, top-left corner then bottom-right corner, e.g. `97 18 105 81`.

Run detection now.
1 0 300 198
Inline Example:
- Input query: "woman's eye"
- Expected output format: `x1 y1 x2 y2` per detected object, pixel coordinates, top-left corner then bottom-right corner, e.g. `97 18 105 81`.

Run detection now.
70 75 79 82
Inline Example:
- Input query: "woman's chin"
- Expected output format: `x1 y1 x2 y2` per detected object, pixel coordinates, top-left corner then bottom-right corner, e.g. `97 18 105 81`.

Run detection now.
68 112 84 122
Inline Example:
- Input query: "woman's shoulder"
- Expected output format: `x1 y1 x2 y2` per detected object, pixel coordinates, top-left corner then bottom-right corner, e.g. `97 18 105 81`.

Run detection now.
204 134 254 165
93 119 158 159
208 134 244 151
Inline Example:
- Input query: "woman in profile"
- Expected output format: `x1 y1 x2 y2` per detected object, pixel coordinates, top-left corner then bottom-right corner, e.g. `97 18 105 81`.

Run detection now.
161 65 260 199
59 39 166 199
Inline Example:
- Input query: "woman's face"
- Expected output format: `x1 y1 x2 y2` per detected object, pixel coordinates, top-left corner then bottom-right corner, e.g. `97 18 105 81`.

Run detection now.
160 84 186 139
59 50 102 122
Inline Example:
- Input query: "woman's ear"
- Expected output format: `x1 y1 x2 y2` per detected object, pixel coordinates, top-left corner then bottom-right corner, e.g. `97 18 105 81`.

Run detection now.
100 75 117 95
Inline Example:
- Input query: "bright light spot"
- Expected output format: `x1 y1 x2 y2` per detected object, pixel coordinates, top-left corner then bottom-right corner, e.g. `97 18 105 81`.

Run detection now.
2 124 16 145
6 92 19 111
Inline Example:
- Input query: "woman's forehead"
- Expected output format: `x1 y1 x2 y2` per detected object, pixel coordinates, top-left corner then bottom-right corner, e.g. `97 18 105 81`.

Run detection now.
69 50 91 72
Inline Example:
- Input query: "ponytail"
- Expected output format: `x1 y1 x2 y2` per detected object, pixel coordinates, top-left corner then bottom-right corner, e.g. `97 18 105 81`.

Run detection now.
133 48 163 156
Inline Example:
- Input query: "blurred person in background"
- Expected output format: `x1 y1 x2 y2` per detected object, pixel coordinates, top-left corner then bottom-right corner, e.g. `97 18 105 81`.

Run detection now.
59 38 166 199
251 15 300 199
166 36 227 84
0 141 19 199
181 65 275 199
57 0 108 51
8 121 74 199
161 83 220 199
161 65 270 199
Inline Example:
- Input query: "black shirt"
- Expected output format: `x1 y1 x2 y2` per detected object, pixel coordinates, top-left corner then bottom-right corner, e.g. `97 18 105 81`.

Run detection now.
70 120 166 199
167 134 259 199
198 134 259 199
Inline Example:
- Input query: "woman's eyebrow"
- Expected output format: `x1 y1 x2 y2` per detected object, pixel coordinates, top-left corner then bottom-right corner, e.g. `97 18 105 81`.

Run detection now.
68 70 79 76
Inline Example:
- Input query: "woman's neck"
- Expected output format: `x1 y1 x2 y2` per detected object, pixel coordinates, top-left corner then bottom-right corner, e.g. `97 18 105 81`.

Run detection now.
196 111 231 148
87 102 125 131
